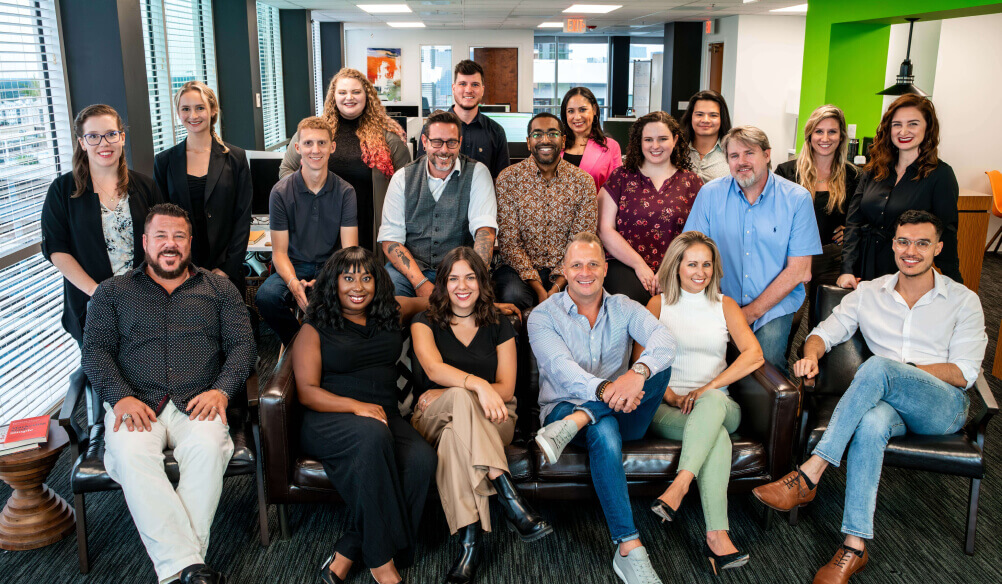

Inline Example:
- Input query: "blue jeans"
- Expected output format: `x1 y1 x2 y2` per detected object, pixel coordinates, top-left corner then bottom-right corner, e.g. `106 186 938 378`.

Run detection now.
255 261 323 346
754 312 795 375
543 368 670 544
813 356 969 539
385 263 436 297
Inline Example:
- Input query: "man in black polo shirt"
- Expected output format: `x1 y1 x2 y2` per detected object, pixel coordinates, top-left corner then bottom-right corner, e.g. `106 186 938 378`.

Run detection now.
255 117 358 345
417 59 510 179
83 203 255 584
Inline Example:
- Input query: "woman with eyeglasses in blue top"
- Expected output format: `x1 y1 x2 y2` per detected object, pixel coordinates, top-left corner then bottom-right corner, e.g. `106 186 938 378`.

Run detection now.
41 104 163 344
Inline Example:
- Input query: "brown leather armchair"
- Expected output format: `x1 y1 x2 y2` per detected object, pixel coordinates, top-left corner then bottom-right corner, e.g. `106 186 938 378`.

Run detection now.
792 285 997 555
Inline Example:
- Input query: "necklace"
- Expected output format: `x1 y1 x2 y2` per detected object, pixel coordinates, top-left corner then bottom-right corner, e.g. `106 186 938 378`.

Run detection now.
452 310 474 318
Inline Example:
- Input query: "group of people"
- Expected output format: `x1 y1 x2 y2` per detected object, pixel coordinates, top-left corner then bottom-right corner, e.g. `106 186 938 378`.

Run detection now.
39 54 988 584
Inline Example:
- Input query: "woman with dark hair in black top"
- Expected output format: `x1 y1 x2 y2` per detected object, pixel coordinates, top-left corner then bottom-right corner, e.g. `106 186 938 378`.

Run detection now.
154 81 252 292
293 247 435 584
42 104 162 344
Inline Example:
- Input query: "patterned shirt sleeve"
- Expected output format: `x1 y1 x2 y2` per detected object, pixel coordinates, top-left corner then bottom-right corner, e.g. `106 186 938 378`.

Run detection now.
81 280 138 406
496 166 540 282
209 278 257 398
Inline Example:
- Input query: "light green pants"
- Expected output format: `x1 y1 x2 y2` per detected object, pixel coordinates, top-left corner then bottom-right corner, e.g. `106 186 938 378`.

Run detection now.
648 388 741 533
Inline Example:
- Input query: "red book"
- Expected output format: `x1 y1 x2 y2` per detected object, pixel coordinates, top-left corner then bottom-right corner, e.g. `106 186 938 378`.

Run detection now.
1 415 49 449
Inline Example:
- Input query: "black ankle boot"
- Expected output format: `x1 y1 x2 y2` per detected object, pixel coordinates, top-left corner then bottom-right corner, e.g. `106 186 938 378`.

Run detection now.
444 523 480 584
489 473 554 542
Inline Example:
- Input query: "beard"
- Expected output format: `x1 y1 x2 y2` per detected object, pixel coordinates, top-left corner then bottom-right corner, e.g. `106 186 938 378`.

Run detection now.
146 250 190 279
735 169 762 189
455 99 479 111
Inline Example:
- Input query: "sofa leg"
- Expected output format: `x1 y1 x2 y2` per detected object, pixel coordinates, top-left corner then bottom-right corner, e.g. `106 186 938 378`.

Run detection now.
278 504 290 540
252 421 270 547
788 505 800 526
74 493 89 573
966 478 981 555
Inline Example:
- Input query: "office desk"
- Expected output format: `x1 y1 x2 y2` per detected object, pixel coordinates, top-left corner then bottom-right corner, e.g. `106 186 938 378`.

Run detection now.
958 188 992 293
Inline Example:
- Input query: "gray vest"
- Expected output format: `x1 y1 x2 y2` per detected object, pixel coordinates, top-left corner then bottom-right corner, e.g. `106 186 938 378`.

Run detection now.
403 154 477 270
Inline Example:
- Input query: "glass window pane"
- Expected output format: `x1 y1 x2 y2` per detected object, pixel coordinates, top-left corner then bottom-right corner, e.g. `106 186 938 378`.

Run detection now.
313 19 323 115
556 41 608 122
257 2 286 149
420 45 453 112
533 40 557 114
628 44 663 115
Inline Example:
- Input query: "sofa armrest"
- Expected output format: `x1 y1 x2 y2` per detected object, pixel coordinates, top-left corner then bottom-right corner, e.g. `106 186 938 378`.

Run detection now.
728 359 800 481
965 372 998 448
259 351 298 501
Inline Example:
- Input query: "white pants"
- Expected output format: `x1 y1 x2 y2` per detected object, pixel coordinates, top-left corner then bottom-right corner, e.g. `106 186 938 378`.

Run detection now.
103 401 234 583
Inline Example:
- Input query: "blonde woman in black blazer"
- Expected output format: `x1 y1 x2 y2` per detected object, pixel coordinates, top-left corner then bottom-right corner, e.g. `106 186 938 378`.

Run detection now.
154 81 252 291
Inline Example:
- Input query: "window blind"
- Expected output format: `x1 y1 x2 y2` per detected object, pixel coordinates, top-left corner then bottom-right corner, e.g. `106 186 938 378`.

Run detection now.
257 2 286 149
0 0 77 425
312 18 323 116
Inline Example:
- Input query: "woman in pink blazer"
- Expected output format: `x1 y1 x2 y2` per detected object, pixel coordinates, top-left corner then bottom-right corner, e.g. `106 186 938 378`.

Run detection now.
559 87 622 192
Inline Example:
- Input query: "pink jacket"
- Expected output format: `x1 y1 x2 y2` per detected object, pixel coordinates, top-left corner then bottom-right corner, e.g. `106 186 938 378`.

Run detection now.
563 137 622 192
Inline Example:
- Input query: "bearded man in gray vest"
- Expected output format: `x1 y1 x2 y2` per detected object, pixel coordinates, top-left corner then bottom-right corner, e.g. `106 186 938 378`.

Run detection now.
378 109 498 297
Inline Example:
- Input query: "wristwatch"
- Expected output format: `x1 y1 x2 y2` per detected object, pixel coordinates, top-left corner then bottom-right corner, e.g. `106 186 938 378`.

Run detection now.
631 362 651 380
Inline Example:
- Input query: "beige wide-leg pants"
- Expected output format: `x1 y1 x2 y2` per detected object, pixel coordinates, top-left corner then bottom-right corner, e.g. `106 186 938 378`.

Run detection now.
411 387 516 534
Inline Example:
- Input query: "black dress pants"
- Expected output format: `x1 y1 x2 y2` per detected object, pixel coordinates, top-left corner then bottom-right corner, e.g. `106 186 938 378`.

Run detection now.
300 409 437 569
604 259 654 306
493 264 553 312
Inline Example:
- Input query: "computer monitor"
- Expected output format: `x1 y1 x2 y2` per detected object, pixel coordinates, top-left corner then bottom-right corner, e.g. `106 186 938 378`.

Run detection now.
479 104 509 113
389 115 408 132
602 118 636 151
246 150 285 218
383 104 420 118
482 112 535 144
508 141 530 161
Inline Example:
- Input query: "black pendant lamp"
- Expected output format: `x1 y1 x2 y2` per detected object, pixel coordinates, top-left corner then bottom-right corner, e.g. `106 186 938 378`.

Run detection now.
878 18 929 97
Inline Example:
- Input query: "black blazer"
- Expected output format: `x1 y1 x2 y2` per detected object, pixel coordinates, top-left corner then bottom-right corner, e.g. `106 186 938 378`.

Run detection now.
154 138 252 286
41 170 163 342
774 160 860 245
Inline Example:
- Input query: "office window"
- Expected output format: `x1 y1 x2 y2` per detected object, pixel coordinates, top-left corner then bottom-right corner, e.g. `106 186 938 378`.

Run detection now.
140 0 220 153
257 2 286 149
312 19 323 115
0 0 78 424
533 37 609 120
628 43 663 115
421 45 452 112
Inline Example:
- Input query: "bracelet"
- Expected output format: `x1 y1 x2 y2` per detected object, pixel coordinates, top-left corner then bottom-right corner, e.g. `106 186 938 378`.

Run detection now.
463 373 473 389
414 277 429 290
595 380 611 401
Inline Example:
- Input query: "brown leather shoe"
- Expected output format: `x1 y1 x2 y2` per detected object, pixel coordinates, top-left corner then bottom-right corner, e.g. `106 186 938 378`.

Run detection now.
751 467 817 512
813 545 867 583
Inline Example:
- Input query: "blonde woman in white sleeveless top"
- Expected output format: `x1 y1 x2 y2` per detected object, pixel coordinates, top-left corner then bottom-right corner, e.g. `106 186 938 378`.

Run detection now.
631 231 764 575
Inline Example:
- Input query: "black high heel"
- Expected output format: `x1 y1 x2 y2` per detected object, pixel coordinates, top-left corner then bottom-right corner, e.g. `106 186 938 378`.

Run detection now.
444 523 481 584
703 542 750 575
489 473 553 542
650 498 679 523
318 553 345 584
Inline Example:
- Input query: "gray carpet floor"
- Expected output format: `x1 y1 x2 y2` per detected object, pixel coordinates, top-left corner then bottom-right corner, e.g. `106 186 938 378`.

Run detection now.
3 254 1002 584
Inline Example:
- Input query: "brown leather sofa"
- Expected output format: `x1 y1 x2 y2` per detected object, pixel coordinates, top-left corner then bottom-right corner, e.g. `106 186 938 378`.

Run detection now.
258 314 800 539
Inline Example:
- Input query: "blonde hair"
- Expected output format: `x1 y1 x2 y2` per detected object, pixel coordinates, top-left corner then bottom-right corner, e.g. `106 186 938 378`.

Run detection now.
297 116 334 141
722 126 772 170
563 231 605 259
173 81 228 153
72 104 129 198
796 104 853 214
322 68 405 178
655 231 723 306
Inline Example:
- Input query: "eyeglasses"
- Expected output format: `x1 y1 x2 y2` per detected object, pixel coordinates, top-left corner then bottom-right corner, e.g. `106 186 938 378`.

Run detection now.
427 138 460 149
81 131 124 146
529 130 563 140
891 237 933 251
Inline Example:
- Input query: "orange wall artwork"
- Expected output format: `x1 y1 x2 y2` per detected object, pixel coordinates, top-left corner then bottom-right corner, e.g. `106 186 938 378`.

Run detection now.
367 47 402 102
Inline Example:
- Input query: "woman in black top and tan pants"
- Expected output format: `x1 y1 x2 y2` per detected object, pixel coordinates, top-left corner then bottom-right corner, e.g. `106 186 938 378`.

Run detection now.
42 104 162 344
154 81 252 292
837 94 961 287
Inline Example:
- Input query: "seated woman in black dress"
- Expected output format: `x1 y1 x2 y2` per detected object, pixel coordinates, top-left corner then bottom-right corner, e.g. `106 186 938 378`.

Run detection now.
41 104 162 344
410 247 551 584
837 93 961 287
154 81 252 292
293 247 436 584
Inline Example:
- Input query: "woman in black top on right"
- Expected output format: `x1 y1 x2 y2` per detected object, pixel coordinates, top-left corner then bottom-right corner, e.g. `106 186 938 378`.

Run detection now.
836 93 961 288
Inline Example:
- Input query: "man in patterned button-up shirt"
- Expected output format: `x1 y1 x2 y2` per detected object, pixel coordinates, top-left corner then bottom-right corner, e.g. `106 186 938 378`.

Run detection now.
82 203 255 584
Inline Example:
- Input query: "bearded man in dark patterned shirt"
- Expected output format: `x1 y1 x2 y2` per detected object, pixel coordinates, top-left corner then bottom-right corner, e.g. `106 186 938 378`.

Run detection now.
82 203 255 584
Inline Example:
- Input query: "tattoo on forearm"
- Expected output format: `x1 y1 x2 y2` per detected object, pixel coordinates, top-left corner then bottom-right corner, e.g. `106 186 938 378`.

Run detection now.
386 241 413 270
474 228 494 264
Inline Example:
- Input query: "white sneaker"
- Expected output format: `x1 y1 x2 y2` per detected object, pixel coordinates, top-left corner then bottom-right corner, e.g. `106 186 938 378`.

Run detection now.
534 418 580 463
612 546 664 584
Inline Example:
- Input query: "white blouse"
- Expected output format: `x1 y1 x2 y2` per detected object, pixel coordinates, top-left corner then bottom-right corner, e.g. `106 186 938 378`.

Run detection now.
658 289 729 396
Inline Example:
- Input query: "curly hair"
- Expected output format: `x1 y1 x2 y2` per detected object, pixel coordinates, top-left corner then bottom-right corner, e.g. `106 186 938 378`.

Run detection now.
795 104 854 214
322 68 406 178
865 93 940 182
679 90 732 144
305 247 401 332
72 104 129 198
425 247 500 330
622 111 693 173
560 87 607 148
174 81 229 153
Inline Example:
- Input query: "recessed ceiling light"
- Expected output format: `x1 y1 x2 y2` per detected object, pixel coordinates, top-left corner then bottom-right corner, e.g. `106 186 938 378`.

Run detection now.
743 0 759 4
358 4 412 13
538 22 564 28
387 21 425 27
563 4 622 14
770 3 808 13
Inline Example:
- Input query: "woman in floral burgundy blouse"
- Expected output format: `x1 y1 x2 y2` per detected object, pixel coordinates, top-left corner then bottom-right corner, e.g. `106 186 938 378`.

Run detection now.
599 111 704 304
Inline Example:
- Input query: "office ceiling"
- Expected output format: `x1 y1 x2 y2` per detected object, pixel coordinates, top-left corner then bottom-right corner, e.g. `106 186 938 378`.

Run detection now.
260 1 807 34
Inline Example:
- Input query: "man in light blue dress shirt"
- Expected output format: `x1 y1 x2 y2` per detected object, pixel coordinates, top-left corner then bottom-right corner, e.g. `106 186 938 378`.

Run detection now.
528 232 676 584
684 126 821 373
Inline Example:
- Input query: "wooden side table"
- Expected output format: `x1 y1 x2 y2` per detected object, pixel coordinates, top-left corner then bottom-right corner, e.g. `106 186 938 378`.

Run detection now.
957 188 992 294
0 420 75 550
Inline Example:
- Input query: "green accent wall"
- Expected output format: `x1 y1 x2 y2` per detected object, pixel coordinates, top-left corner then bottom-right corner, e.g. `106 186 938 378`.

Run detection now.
797 0 1002 151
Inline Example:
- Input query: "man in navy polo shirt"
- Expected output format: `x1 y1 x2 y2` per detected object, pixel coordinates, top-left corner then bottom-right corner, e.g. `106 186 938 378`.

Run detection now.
684 125 821 373
255 117 359 346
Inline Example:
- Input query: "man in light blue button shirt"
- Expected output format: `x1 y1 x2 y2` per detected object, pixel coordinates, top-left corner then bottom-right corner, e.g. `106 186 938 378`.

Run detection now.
684 126 821 373
528 232 676 584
